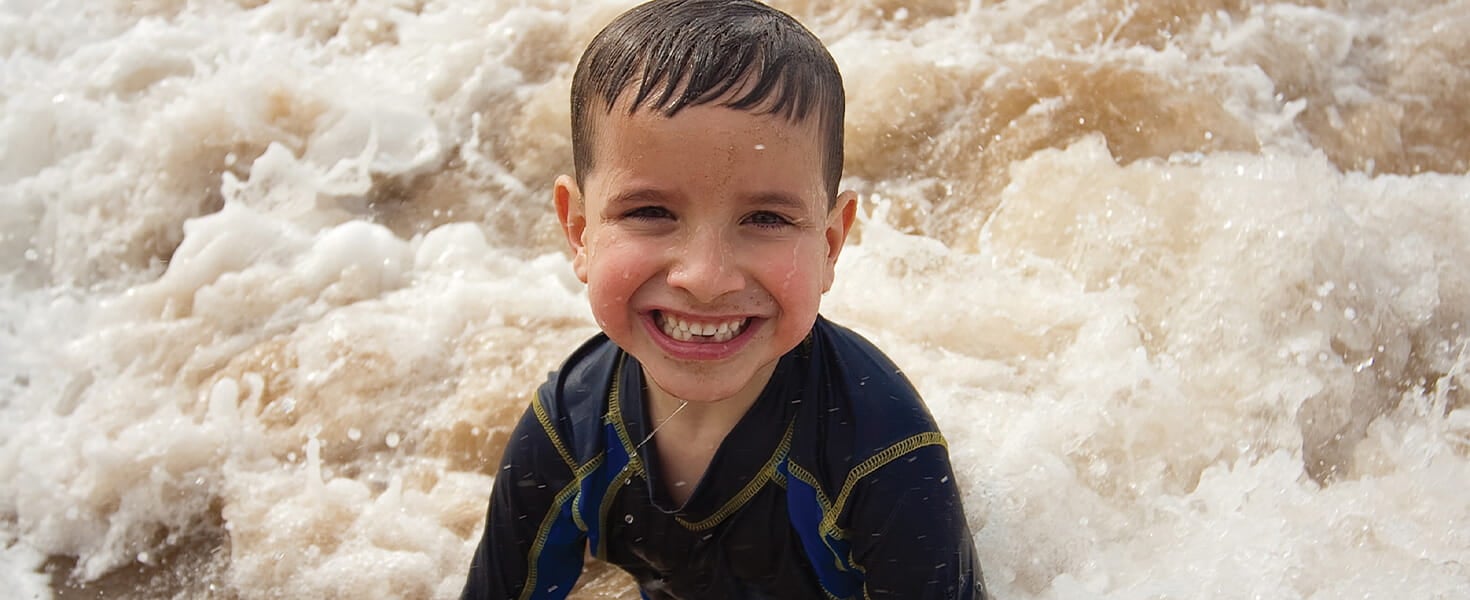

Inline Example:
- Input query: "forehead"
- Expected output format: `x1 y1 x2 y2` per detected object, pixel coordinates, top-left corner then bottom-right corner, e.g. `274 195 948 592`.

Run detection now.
584 97 827 192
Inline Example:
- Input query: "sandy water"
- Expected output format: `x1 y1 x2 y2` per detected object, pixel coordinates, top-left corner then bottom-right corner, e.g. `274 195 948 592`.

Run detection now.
2 0 1468 598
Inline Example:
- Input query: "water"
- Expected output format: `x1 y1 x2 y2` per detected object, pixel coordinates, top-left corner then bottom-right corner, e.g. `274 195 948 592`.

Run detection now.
2 0 1468 598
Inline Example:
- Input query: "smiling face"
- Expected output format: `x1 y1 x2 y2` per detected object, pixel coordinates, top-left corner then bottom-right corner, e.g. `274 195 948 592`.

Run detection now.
555 100 856 407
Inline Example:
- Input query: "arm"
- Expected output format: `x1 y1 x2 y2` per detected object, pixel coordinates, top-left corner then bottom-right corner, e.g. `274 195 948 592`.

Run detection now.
845 442 987 600
461 402 587 600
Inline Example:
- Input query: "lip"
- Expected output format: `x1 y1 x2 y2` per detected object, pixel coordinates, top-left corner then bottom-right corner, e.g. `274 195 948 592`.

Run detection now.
640 310 762 361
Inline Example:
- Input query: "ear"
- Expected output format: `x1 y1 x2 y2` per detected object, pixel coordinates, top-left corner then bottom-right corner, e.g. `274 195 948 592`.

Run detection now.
554 175 590 283
821 190 859 293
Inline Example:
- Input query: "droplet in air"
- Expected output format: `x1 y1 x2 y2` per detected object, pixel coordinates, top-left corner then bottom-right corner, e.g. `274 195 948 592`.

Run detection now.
386 432 401 448
624 514 634 524
348 428 362 441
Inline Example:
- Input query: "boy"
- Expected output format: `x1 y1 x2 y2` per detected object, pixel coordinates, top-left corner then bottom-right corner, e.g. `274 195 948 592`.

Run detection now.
461 1 985 598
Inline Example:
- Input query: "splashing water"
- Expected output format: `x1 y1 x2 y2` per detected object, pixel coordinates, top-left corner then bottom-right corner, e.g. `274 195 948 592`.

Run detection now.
2 1 1467 598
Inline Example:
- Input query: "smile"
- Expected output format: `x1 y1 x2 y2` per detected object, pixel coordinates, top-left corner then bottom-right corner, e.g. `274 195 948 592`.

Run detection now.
654 311 750 343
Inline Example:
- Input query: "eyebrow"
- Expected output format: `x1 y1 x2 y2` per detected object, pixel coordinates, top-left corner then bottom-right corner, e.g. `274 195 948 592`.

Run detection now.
604 187 675 208
743 191 813 214
605 188 815 212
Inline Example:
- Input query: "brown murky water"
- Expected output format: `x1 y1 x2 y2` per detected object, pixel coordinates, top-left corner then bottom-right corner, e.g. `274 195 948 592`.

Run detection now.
2 1 1468 598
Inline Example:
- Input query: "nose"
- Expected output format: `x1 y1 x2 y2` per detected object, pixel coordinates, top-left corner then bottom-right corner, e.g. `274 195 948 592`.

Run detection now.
666 226 744 303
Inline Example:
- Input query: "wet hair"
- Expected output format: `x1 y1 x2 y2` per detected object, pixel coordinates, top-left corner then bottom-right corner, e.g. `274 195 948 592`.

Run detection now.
570 0 846 202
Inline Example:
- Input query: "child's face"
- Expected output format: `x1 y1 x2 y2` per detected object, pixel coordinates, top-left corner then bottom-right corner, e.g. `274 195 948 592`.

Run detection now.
555 100 856 405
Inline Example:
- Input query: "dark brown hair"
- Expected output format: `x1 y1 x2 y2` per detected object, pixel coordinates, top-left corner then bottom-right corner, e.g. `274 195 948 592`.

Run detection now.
570 0 846 201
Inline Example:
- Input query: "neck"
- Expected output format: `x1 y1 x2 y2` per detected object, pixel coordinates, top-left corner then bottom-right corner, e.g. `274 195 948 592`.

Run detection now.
643 361 777 439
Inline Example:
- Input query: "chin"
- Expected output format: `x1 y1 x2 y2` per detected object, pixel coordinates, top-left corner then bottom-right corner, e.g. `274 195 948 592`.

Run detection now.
642 366 757 404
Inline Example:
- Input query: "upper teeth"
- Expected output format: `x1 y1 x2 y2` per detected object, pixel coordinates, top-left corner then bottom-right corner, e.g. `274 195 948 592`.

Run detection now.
659 313 747 343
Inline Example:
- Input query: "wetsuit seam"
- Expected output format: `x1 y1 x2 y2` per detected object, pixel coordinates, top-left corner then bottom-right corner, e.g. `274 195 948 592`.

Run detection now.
786 461 854 580
519 476 583 600
822 432 948 538
569 455 604 533
606 354 646 477
533 397 579 472
597 462 638 558
676 419 797 531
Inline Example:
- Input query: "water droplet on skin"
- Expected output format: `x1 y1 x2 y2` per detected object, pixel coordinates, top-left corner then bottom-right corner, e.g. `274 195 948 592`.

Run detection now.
385 432 401 448
347 428 361 441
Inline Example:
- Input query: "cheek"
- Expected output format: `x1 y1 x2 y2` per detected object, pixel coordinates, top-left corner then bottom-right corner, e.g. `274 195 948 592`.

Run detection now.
584 238 654 319
765 239 828 304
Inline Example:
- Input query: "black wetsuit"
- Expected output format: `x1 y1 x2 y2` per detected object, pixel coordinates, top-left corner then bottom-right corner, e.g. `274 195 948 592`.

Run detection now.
461 317 985 600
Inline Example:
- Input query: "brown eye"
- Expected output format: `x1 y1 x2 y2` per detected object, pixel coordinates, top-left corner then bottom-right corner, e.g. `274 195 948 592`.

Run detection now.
626 206 674 220
744 211 793 229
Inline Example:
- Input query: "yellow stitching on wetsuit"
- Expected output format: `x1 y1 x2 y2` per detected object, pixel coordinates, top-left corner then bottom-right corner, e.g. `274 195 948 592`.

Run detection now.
519 475 583 600
785 461 832 509
533 397 578 472
605 355 646 477
596 462 638 558
821 432 948 542
676 419 796 531
785 460 853 577
568 455 604 533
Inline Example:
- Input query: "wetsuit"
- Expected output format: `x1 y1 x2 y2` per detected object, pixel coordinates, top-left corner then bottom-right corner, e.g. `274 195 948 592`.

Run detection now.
461 317 985 600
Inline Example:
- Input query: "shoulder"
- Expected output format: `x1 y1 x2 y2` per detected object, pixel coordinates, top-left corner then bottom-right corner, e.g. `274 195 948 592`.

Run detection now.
808 317 941 439
533 333 621 464
796 317 948 476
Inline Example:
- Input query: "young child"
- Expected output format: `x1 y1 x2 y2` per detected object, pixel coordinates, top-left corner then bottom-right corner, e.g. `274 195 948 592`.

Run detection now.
461 1 985 598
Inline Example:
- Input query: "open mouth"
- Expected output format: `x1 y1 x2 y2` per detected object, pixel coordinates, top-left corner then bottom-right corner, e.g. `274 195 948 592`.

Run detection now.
653 311 751 343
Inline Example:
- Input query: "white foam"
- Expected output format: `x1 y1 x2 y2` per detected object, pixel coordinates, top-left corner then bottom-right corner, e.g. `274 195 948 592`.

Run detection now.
3 0 1468 598
0 534 51 600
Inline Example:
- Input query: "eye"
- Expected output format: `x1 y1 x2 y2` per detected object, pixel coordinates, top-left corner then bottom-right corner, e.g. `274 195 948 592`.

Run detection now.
624 205 674 221
743 211 794 229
